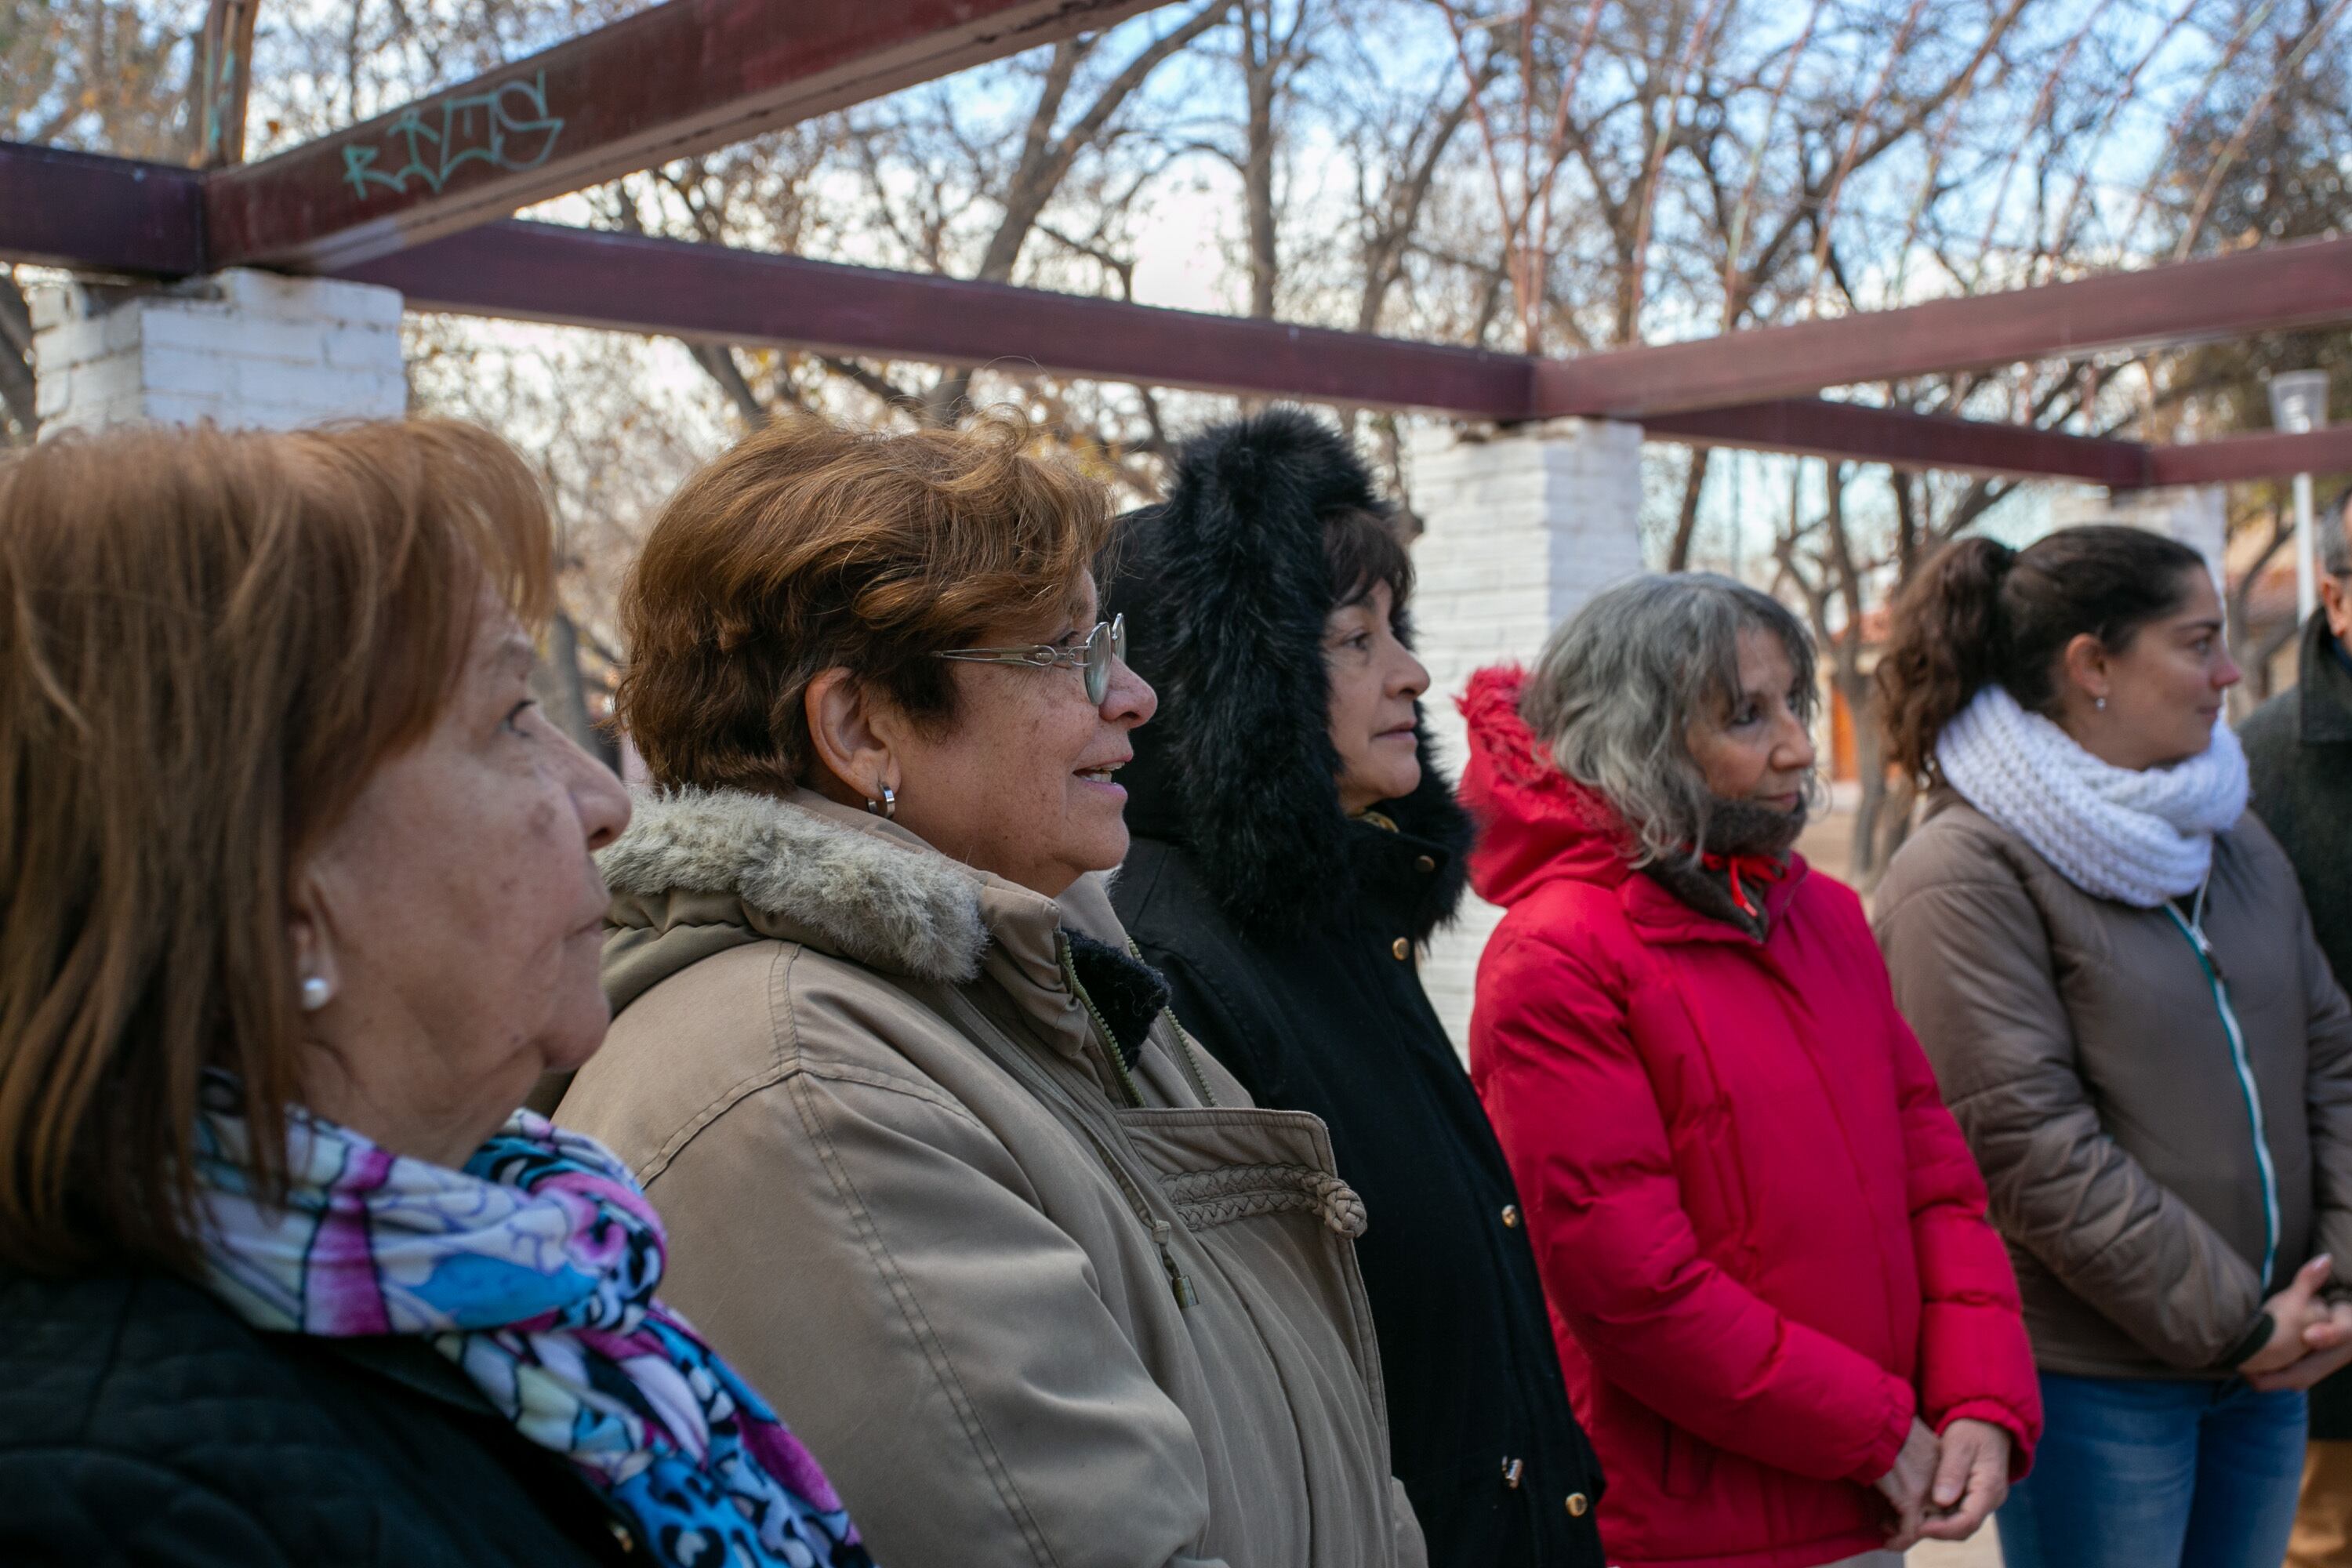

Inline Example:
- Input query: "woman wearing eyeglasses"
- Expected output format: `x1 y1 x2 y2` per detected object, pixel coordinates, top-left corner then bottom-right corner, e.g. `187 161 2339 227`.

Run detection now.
552 413 1428 1568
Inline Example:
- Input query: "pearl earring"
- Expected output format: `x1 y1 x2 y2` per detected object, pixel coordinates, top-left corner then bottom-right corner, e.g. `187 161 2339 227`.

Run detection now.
2094 695 2107 712
299 975 332 1012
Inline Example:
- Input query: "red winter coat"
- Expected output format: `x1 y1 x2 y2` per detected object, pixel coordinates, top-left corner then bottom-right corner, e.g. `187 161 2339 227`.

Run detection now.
1459 667 2039 1568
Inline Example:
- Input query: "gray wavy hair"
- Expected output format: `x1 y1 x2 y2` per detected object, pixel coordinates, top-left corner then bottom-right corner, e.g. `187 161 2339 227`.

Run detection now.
1522 572 1820 865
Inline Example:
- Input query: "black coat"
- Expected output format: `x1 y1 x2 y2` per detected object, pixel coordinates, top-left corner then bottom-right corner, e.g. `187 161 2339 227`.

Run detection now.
0 1263 634 1566
1104 410 1605 1568
2245 612 2352 1440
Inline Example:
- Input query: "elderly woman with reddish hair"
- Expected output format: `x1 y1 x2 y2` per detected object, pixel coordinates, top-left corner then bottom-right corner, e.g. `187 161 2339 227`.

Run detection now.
554 412 1425 1568
0 421 869 1567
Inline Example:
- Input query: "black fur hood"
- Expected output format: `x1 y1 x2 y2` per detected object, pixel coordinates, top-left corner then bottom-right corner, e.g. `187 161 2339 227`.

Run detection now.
1103 408 1472 942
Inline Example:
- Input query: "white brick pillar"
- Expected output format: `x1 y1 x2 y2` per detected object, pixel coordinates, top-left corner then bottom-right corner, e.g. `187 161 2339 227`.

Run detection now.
32 268 406 434
2053 483 2229 584
1410 417 1647 1052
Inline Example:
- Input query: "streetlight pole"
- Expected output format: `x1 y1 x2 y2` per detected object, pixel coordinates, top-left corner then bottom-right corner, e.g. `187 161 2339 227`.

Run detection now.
2269 370 2331 624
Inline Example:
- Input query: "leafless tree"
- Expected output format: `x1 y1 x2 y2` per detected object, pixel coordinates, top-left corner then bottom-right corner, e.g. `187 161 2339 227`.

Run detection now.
14 0 2352 756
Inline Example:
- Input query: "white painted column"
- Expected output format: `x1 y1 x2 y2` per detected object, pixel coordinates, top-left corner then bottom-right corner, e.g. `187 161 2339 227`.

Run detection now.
1410 417 1647 1053
2053 483 2229 586
32 268 406 435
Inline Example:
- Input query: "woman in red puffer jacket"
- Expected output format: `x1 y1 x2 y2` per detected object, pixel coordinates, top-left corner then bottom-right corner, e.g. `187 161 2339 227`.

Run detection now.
1463 574 2038 1568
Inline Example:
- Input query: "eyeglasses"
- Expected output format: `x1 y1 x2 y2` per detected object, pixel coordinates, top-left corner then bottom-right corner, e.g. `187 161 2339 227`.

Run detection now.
935 614 1128 706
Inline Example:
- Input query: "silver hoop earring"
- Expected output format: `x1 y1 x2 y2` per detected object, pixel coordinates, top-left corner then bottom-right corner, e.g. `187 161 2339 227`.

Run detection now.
866 783 898 820
299 975 332 1012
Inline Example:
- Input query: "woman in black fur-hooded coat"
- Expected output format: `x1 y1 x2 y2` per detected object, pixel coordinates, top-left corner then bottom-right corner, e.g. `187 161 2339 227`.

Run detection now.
1105 410 1605 1568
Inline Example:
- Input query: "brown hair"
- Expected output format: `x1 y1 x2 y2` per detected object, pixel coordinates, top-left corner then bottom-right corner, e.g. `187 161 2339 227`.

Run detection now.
619 411 1113 793
1876 524 2206 787
1324 506 1414 622
0 419 554 1274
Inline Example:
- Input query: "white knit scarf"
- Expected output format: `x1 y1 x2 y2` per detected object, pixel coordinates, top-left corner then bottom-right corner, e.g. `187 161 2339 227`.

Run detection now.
1934 684 2248 907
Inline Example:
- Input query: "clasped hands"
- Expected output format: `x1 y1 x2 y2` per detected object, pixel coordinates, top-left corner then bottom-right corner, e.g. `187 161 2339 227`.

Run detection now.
1872 1416 2009 1551
1871 1254 2352 1549
2239 1253 2352 1393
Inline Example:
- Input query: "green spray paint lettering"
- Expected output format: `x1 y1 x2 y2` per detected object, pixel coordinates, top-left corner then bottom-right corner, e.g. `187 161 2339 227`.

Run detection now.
343 71 564 199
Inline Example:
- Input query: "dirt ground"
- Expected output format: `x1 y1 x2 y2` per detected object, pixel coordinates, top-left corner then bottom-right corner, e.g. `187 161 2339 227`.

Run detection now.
1910 1531 2003 1566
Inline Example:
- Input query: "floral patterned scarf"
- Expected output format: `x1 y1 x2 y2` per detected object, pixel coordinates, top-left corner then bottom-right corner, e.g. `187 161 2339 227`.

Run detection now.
192 1080 873 1568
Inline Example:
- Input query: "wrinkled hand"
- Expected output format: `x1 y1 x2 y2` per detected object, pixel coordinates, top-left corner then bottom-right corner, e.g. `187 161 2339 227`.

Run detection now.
2241 1255 2341 1379
1917 1418 2011 1542
2250 1298 2352 1392
1874 1418 1940 1552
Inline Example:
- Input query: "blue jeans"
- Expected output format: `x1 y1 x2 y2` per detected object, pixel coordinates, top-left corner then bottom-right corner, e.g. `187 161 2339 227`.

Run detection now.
1997 1370 2307 1568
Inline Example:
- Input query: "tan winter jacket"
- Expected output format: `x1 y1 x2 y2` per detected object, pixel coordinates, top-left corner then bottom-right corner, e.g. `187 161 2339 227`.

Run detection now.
1874 791 2352 1380
553 786 1425 1568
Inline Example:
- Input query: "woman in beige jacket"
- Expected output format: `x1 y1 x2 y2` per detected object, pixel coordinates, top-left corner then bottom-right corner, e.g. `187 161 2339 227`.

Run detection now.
1873 525 2352 1568
552 412 1424 1568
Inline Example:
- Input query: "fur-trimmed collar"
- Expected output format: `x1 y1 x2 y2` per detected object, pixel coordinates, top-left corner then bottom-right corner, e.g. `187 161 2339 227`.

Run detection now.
1104 408 1472 941
599 786 989 984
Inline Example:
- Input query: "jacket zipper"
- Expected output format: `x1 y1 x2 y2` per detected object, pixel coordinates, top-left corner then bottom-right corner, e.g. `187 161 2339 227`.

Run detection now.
1067 1113 1200 1311
1052 932 1221 1111
2164 902 2280 1290
1129 938 1218 1108
1056 935 1149 1109
1162 1011 1219 1107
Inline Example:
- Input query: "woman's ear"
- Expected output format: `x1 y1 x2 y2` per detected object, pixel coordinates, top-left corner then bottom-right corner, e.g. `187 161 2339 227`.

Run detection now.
285 860 343 1014
805 668 902 808
2060 632 2111 706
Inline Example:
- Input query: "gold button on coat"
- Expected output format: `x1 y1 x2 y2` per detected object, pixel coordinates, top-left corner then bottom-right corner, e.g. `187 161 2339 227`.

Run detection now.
1566 1492 1591 1518
1414 854 1436 873
1501 1203 1521 1228
1391 938 1410 960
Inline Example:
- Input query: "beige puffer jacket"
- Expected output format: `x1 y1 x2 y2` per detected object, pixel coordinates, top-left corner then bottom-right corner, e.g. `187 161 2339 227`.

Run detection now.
1874 791 2352 1380
554 786 1425 1568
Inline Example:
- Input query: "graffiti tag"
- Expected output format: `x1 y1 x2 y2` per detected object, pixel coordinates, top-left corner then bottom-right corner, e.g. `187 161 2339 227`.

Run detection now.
343 71 564 199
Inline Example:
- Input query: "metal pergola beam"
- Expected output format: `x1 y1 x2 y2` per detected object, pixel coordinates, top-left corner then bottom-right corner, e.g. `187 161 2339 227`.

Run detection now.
1642 398 2151 487
9 141 2350 487
2145 426 2352 488
336 218 1540 416
1537 235 2352 419
345 221 2201 481
201 0 1169 271
0 143 205 274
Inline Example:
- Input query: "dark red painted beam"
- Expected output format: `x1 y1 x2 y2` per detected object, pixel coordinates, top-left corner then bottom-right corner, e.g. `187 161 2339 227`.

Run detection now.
1538 235 2352 419
20 140 2350 486
0 140 205 274
205 0 1171 271
350 223 2160 476
337 219 1539 416
1643 397 2152 486
2145 426 2352 487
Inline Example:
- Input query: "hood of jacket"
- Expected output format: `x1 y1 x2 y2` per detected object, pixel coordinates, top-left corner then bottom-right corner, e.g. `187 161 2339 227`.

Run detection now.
599 784 992 1004
1104 408 1470 942
1460 665 1805 938
1458 664 1636 909
596 786 1156 1063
